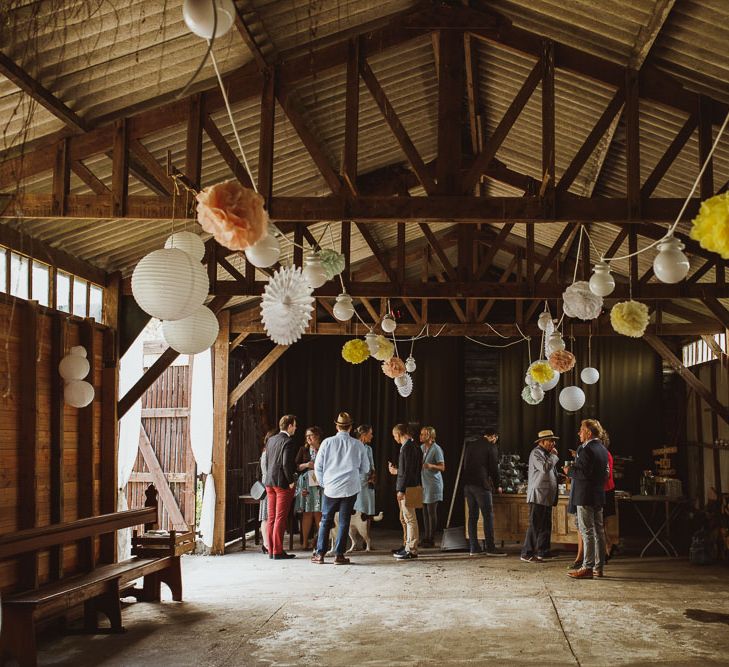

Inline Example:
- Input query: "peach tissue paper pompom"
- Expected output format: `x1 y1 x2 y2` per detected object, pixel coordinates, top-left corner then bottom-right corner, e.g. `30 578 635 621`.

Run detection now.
549 349 576 373
196 180 268 251
382 356 406 379
610 300 650 338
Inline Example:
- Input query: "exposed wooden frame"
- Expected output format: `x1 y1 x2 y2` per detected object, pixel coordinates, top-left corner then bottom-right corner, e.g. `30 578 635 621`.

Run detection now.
228 344 288 409
212 309 230 554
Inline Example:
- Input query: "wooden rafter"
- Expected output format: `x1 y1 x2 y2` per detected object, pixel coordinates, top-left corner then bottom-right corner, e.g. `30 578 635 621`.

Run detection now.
228 344 288 408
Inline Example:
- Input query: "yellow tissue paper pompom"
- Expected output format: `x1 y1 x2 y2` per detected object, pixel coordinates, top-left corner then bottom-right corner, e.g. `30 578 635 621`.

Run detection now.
611 300 649 338
342 339 370 364
529 361 555 385
373 335 394 361
690 192 729 260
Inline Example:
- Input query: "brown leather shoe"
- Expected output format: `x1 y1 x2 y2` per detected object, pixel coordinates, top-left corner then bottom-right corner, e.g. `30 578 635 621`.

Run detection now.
567 567 594 579
310 553 325 564
334 555 351 565
594 568 604 578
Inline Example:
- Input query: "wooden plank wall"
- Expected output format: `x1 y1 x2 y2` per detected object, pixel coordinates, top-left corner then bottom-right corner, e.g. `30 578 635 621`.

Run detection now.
0 297 106 593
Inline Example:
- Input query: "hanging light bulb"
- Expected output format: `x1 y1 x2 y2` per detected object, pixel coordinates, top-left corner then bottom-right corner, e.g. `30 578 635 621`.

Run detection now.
302 252 327 288
365 331 378 355
653 235 690 284
183 0 236 39
537 311 553 331
405 356 417 373
547 331 565 355
333 293 355 321
588 261 615 297
381 313 397 333
244 231 280 268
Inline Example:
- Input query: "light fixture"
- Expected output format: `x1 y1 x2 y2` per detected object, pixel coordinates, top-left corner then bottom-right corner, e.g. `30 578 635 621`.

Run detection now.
333 293 355 321
581 367 600 384
546 331 565 355
365 331 378 355
165 231 205 262
559 386 585 412
537 311 552 331
653 235 690 284
405 356 417 373
162 305 220 354
59 353 90 382
64 380 95 408
302 252 328 288
183 0 236 39
381 313 397 333
244 231 281 268
589 261 616 297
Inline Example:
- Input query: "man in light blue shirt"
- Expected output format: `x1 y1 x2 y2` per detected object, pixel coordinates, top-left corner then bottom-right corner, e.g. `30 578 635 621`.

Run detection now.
312 412 369 565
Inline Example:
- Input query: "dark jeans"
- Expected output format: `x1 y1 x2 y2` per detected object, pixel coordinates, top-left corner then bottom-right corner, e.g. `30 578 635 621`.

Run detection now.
521 503 553 558
421 502 440 543
464 484 496 552
315 493 357 556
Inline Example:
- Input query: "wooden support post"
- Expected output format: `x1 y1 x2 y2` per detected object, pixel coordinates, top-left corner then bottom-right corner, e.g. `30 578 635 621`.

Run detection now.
710 363 722 495
258 69 276 205
625 69 641 220
186 93 204 188
50 313 66 579
397 223 406 284
212 310 230 554
52 138 70 217
19 301 39 589
111 119 128 218
515 249 523 326
341 220 351 284
698 95 715 199
704 297 729 329
526 224 535 292
695 391 705 507
100 325 119 563
294 224 304 267
541 39 555 215
78 320 95 570
228 344 288 409
343 38 360 195
437 29 464 194
464 32 480 156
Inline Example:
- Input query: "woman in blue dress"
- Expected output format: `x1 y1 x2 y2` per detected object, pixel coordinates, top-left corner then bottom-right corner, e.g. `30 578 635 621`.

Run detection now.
354 424 376 517
295 426 323 550
420 426 445 548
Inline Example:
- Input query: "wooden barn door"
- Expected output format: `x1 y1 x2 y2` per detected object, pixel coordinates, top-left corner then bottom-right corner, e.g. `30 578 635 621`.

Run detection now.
126 342 196 531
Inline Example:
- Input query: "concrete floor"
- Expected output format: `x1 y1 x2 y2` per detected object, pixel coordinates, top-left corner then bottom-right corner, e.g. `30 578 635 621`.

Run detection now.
37 531 729 667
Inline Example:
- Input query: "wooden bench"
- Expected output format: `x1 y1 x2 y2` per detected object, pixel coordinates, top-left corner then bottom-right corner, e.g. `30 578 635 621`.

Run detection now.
0 487 193 667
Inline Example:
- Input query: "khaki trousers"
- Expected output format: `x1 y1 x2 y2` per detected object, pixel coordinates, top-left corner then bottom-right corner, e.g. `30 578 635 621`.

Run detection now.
399 496 419 553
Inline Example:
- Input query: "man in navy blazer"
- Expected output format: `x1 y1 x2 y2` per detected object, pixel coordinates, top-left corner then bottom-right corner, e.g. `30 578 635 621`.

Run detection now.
567 419 609 579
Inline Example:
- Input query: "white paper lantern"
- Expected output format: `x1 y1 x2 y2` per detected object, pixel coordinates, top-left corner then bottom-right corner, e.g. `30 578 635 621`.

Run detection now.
525 372 538 387
381 313 397 333
405 356 416 373
559 386 585 412
581 367 600 384
541 370 560 391
397 373 413 397
562 281 603 321
165 231 205 261
244 231 281 268
64 380 95 408
530 384 545 402
260 266 314 345
653 235 690 284
162 305 219 354
333 293 355 321
537 312 553 331
59 354 90 381
365 332 379 355
589 261 615 297
183 0 236 39
69 345 87 358
132 248 208 321
547 332 565 355
302 252 328 288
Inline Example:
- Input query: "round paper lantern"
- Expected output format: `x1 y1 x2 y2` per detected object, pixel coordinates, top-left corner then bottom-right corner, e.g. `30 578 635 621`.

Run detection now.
132 248 208 321
405 356 416 373
525 373 538 387
580 367 600 384
562 281 603 320
69 345 87 358
333 293 355 321
244 231 281 268
530 384 545 402
541 370 560 391
59 354 90 381
64 380 95 408
559 386 585 412
162 305 219 354
547 332 565 355
589 261 615 297
653 235 690 284
165 231 205 261
183 0 236 39
381 313 397 333
302 253 328 288
537 311 553 331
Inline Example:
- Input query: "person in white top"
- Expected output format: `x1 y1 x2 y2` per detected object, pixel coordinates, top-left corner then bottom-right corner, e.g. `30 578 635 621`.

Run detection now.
312 412 369 565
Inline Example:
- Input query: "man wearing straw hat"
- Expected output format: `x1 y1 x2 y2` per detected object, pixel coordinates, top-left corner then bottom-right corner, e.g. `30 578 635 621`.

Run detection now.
521 429 560 563
312 412 369 565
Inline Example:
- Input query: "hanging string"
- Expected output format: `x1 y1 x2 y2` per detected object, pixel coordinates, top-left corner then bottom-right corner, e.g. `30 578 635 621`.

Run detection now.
177 5 218 100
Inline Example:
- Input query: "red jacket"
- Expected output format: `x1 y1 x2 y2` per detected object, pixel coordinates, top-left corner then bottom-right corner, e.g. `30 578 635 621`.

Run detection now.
604 450 615 491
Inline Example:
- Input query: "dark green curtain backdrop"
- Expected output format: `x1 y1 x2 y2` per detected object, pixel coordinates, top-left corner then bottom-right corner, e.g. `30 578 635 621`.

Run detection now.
499 336 663 477
272 336 466 526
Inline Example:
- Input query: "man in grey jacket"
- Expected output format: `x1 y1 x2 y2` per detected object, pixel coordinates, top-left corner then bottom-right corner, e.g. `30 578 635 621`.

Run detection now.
521 429 560 563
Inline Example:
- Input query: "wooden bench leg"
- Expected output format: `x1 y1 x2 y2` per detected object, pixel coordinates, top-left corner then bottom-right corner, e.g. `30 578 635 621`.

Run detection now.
159 557 183 602
1 607 38 667
82 580 124 634
141 572 162 602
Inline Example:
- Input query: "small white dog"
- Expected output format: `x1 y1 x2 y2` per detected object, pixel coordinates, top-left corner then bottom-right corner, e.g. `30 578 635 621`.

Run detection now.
327 511 384 554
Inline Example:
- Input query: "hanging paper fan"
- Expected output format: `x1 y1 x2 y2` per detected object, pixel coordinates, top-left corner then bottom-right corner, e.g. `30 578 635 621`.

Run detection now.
342 339 370 364
397 372 413 397
521 385 543 405
562 281 603 320
372 335 394 361
260 266 314 345
318 248 346 280
611 300 650 338
382 357 406 379
548 349 576 373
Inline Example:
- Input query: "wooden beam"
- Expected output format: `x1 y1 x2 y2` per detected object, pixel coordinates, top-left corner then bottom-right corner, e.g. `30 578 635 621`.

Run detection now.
397 222 406 284
436 29 464 194
129 139 174 195
52 138 70 216
701 334 727 360
360 59 437 194
111 119 129 218
704 297 729 329
100 325 119 563
419 222 457 281
644 334 729 427
464 33 481 156
641 114 697 198
341 219 351 283
687 259 715 284
462 60 543 193
185 94 204 188
230 332 250 351
709 362 723 494
478 255 518 322
235 5 269 70
71 160 110 195
698 95 715 199
355 222 397 283
78 320 95 570
475 223 514 280
49 314 66 578
212 310 230 555
258 69 276 204
138 426 188 529
625 69 641 220
342 38 361 195
228 344 289 408
541 39 555 213
204 116 254 189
